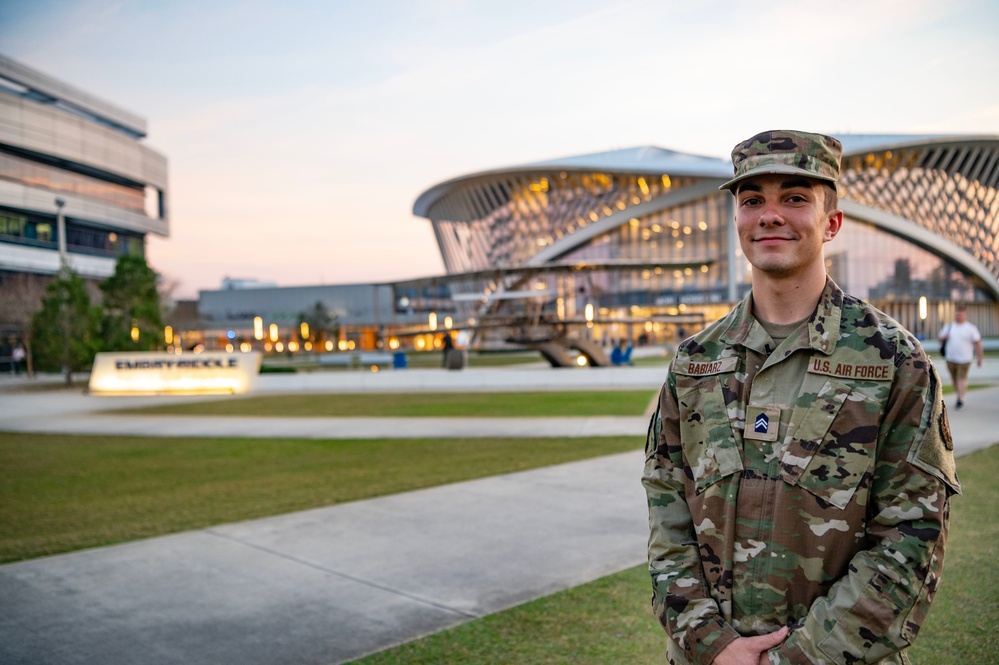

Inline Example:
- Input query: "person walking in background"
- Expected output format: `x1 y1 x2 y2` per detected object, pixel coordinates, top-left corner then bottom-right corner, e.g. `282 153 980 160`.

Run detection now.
938 304 983 409
643 130 959 665
610 339 633 366
441 332 454 368
11 343 25 375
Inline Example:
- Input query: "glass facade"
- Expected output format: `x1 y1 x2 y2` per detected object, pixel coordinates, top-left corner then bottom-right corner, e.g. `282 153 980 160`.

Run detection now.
428 171 701 273
830 219 986 303
559 195 740 310
841 142 999 281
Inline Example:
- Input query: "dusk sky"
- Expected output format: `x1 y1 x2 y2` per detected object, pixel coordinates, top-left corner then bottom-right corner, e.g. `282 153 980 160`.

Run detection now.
2 0 998 299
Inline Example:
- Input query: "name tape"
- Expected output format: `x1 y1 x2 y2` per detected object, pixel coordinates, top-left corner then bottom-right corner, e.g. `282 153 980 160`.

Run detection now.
808 358 893 381
675 357 739 376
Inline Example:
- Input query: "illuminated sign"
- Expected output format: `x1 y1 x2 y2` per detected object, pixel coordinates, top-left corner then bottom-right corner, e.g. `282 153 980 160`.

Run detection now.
89 351 262 395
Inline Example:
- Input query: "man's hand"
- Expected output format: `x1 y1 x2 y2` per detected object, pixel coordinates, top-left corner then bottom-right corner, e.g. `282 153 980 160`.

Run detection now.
713 626 788 665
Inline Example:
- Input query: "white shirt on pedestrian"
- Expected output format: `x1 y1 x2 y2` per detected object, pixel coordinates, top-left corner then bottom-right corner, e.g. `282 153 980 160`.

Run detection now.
940 321 981 364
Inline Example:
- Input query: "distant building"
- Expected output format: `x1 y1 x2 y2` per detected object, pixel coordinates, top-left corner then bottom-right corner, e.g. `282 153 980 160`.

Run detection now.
192 282 436 354
0 54 168 349
220 277 278 290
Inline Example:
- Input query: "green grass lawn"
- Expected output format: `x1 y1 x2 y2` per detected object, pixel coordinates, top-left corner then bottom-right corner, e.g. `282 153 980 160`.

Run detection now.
107 390 659 418
0 433 641 564
261 349 672 371
259 351 548 372
347 445 999 665
406 352 548 368
630 354 671 368
908 445 999 663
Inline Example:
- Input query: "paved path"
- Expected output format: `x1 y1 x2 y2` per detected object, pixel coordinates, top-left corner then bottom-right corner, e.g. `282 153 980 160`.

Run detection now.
1 362 998 665
0 366 666 440
0 452 649 665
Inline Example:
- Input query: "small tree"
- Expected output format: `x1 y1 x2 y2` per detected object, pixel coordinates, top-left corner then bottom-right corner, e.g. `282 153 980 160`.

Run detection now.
31 270 102 382
299 301 339 347
100 255 164 351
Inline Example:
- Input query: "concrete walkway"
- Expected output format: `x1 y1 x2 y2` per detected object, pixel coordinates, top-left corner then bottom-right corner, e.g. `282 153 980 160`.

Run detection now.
0 366 667 440
1 362 998 665
0 452 649 665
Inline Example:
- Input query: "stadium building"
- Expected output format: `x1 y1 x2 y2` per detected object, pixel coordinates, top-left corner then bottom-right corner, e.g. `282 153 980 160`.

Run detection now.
0 55 168 358
411 135 999 351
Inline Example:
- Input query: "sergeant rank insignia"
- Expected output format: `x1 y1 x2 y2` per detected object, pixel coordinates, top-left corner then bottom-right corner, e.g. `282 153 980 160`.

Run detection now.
755 413 769 433
745 405 780 442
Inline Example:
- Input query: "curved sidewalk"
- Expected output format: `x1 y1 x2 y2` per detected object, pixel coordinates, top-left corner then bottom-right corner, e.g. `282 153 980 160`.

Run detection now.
1 365 997 665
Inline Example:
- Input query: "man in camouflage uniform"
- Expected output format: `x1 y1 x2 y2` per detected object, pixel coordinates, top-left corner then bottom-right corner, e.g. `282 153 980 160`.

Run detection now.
643 130 961 665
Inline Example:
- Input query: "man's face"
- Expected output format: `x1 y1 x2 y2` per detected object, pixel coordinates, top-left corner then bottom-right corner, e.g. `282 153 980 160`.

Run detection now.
734 175 842 279
956 310 967 323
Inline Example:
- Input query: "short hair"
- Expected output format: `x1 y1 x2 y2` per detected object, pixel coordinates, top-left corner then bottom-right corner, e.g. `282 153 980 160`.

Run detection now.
822 183 838 213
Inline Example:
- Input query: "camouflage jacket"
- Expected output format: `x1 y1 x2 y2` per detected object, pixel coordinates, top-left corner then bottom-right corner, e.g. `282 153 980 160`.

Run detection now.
642 279 960 665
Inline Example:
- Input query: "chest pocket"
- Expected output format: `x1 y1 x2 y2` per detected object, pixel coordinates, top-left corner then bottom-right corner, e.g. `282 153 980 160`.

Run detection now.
674 369 744 494
779 375 886 509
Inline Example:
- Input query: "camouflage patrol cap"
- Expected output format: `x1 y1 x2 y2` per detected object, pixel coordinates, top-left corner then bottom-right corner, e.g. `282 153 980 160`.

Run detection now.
720 129 842 192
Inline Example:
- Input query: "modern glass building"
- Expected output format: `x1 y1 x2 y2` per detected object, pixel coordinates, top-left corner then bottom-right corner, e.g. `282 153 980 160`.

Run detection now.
413 135 999 347
0 54 168 352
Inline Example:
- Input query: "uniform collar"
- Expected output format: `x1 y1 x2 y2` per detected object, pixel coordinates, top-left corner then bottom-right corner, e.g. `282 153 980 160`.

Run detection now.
721 277 843 357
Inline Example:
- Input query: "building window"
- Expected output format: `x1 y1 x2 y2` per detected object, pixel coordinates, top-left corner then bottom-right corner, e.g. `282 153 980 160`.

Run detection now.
0 206 140 258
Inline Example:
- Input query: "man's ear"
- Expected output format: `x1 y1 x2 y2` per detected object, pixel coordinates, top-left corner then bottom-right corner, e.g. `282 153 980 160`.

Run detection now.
824 209 843 242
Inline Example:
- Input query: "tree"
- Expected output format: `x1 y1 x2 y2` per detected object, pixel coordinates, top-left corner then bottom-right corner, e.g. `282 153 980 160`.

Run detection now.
299 301 338 347
100 255 164 351
31 270 102 382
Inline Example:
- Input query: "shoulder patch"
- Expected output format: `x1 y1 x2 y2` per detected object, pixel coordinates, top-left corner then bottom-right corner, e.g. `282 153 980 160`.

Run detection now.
907 376 961 494
938 410 953 451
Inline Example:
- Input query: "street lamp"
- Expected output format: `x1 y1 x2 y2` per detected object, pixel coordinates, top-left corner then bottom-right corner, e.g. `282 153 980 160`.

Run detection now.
55 197 67 274
919 296 928 340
